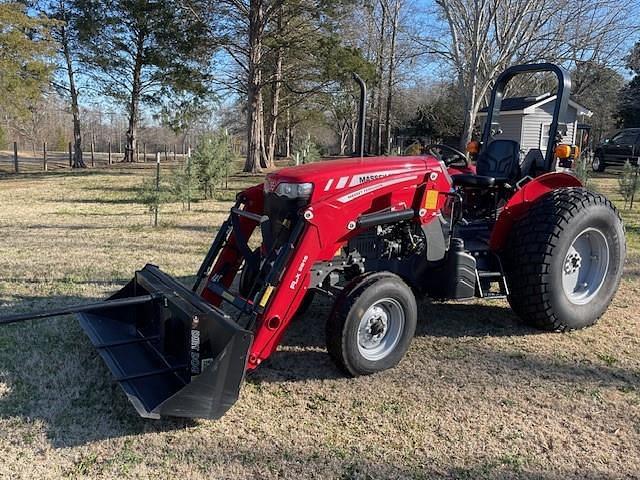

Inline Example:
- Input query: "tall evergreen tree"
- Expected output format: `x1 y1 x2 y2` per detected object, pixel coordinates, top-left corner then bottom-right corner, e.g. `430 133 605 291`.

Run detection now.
75 0 215 162
0 3 54 139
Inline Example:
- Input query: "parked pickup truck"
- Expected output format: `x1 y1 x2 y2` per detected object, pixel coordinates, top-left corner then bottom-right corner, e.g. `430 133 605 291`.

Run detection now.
592 128 640 172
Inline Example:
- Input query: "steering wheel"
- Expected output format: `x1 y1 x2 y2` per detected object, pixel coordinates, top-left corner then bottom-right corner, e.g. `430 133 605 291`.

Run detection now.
425 144 468 168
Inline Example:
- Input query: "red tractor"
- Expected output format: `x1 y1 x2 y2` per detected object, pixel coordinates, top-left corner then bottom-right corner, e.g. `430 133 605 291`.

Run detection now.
0 63 625 420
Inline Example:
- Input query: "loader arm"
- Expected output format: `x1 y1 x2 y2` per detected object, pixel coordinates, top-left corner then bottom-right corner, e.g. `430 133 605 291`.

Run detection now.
198 163 451 370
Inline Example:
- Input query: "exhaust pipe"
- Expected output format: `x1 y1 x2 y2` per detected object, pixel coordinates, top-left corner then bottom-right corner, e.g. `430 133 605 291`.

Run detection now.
353 73 367 158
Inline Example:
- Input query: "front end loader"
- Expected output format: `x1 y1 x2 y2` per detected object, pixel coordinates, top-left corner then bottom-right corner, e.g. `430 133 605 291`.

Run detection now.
0 63 625 419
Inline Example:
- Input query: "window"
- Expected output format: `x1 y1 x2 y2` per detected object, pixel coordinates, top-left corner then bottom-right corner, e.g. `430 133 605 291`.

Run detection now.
611 131 639 146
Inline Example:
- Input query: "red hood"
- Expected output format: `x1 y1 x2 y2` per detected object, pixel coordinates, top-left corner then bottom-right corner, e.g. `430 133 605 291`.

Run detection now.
265 155 442 202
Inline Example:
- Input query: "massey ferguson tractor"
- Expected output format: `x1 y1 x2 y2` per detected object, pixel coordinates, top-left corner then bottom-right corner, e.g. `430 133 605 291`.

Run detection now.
0 63 625 420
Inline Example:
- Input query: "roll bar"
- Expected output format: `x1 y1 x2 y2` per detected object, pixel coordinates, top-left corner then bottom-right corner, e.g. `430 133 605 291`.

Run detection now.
480 63 572 173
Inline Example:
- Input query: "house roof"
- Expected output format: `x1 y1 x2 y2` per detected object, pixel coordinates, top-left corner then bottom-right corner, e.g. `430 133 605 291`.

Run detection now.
478 92 593 117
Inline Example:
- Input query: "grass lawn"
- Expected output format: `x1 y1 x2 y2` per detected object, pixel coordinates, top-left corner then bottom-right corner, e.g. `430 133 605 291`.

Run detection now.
0 163 638 479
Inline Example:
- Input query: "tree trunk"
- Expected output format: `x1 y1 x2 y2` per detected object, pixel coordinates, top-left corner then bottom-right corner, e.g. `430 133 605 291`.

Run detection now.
265 5 283 169
285 107 291 158
244 0 264 173
375 0 387 155
339 122 348 156
460 80 478 149
125 32 145 163
384 0 400 154
60 18 85 168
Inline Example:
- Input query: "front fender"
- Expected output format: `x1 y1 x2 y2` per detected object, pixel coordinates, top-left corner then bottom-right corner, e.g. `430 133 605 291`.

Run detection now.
489 172 582 251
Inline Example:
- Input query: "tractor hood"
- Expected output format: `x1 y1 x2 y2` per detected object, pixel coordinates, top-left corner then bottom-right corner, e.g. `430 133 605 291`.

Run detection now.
265 155 439 202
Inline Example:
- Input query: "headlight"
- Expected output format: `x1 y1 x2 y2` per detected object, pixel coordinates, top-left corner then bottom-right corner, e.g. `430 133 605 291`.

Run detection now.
272 182 313 199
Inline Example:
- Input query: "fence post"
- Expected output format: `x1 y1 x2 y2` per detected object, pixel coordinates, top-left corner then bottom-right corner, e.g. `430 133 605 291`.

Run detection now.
136 142 140 163
164 144 168 161
68 142 73 167
173 144 176 161
631 158 639 210
43 142 47 172
187 147 191 212
155 152 161 227
108 141 112 165
90 140 95 167
13 142 18 173
143 143 146 163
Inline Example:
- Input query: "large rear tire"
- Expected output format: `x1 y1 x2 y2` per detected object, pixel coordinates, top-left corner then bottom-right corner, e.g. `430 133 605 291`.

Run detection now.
326 272 417 376
504 188 625 331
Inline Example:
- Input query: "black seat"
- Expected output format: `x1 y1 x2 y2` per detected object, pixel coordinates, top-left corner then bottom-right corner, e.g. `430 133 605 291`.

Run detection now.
451 174 495 188
452 140 521 188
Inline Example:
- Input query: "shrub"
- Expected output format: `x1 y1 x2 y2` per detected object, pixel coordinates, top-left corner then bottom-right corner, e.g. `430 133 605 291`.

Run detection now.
193 131 235 199
574 152 591 189
138 171 171 226
169 155 199 211
293 134 321 165
618 159 639 209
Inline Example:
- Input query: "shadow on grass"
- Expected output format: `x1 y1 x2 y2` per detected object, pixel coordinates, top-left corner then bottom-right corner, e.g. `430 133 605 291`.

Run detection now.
0 275 200 447
1 281 637 449
0 168 138 182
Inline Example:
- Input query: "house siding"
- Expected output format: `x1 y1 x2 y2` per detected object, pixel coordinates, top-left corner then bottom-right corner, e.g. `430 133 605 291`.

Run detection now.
479 100 578 155
479 115 523 145
521 102 577 153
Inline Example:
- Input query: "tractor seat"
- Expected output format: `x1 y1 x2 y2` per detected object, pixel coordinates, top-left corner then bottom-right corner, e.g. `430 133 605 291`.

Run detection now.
451 139 521 189
451 174 495 188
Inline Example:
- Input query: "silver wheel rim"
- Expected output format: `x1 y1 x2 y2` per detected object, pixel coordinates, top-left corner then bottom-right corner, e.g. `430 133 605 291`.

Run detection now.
562 227 610 305
592 157 600 171
357 298 405 361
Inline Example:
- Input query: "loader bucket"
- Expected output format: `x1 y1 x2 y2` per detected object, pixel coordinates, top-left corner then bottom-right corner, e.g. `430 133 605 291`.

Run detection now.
77 264 252 419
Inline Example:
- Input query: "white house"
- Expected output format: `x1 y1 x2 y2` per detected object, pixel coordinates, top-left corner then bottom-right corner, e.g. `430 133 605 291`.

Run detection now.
477 93 593 153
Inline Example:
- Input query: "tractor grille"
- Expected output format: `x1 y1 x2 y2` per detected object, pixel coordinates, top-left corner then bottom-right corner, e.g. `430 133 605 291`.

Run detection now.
264 192 307 248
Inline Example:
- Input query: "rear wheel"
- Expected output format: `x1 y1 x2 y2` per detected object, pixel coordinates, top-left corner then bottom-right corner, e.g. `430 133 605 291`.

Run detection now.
505 188 625 331
326 273 417 376
592 154 605 172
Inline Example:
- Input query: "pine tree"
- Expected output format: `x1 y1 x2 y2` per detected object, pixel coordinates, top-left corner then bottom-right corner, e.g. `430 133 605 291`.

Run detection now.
0 4 54 122
618 160 639 209
169 156 199 211
193 131 236 199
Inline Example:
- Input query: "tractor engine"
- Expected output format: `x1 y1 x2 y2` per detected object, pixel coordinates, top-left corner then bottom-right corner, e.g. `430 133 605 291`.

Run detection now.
347 222 426 260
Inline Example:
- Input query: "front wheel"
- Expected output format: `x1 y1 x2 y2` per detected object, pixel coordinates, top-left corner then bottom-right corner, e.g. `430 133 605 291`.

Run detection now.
326 273 417 376
505 188 625 331
592 154 605 172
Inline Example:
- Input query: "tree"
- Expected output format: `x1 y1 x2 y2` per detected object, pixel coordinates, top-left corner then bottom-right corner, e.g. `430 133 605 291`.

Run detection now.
571 62 624 142
215 0 359 172
616 42 640 128
408 83 464 141
75 0 214 162
421 0 637 148
194 131 236 199
47 0 86 167
0 3 54 133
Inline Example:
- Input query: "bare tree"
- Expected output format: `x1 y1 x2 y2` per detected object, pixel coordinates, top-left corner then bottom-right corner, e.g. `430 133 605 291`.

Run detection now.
421 0 637 148
49 0 85 168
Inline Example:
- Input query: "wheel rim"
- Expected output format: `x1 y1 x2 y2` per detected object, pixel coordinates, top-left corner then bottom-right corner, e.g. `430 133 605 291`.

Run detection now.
592 156 600 171
561 227 610 305
357 298 405 361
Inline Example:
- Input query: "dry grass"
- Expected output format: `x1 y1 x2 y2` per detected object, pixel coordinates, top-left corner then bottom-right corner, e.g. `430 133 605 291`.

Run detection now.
0 164 638 479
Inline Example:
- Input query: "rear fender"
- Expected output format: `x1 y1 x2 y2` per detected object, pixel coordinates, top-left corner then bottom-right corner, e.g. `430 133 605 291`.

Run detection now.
489 172 582 251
